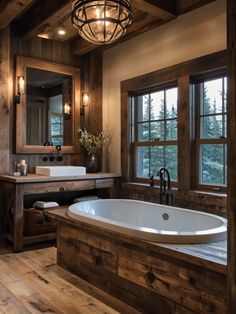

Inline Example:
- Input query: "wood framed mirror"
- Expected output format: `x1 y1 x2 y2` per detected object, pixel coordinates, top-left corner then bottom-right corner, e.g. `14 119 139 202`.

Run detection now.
15 55 81 154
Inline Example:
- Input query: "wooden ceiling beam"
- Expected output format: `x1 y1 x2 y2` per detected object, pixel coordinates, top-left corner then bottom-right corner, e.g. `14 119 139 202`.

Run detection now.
72 11 165 55
131 0 177 20
177 0 217 14
0 0 33 29
12 0 72 38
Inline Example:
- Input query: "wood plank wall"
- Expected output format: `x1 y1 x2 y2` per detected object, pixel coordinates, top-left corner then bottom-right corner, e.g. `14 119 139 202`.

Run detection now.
0 27 11 174
0 31 103 174
227 0 236 311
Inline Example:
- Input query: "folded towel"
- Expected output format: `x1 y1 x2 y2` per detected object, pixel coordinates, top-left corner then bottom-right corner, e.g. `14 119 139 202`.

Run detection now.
33 201 59 209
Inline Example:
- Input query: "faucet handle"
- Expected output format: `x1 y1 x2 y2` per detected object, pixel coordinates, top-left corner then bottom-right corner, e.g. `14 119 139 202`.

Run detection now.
55 145 62 153
149 175 154 187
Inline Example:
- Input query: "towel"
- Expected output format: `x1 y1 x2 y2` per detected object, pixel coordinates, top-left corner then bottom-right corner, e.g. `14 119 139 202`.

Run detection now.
33 201 59 209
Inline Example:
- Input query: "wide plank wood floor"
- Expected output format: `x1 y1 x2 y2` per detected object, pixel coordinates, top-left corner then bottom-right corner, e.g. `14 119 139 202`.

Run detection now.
0 247 140 314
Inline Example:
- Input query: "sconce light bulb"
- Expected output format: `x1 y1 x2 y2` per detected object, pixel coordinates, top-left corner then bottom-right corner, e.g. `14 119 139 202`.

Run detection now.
64 102 71 115
18 76 24 94
83 92 89 106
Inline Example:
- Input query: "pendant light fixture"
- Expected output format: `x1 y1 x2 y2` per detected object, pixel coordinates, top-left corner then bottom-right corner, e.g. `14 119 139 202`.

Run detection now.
71 0 133 45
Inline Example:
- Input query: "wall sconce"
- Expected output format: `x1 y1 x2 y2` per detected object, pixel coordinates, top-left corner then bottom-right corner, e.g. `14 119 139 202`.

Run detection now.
64 101 71 120
80 92 89 115
15 76 24 104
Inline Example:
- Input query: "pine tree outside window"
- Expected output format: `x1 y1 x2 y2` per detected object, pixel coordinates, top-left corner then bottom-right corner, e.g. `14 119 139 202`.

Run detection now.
195 76 227 191
131 86 178 184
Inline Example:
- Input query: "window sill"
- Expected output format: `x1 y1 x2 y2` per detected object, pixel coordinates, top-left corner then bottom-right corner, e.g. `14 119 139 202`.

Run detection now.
191 189 227 198
123 182 227 198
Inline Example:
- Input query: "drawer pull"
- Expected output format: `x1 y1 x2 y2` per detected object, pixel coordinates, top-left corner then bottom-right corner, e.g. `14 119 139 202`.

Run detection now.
59 187 65 192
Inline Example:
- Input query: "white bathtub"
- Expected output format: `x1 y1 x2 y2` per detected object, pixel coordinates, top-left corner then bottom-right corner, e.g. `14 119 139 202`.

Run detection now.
67 199 227 244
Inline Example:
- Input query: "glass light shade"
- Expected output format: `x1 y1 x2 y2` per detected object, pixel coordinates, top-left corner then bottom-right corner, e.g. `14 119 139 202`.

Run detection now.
82 92 89 106
71 0 133 44
64 102 71 115
18 76 24 94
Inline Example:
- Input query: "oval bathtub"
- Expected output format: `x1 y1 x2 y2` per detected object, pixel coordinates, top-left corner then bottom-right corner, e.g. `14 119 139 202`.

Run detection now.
67 199 227 244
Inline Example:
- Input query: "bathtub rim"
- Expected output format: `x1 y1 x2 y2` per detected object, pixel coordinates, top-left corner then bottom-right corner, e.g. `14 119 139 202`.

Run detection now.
67 199 227 244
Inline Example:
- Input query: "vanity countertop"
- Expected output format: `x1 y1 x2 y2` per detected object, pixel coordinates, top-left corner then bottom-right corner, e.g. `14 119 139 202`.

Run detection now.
0 172 121 184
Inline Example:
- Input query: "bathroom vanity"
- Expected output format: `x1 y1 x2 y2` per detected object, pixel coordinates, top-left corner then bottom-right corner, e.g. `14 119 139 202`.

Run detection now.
0 172 121 252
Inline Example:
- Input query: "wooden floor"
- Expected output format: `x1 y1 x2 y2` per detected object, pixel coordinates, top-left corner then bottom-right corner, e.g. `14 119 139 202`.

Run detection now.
0 247 140 314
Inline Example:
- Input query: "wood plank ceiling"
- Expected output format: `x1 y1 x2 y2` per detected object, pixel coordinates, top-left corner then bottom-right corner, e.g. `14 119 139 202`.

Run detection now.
0 0 217 55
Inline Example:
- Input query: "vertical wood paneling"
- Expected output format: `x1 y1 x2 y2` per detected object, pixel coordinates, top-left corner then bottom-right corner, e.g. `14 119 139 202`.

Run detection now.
0 27 11 174
120 88 130 182
177 76 192 191
227 0 236 312
89 50 103 133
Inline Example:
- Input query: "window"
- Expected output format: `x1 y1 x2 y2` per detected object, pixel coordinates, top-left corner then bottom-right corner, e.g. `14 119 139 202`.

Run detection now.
195 76 227 190
132 86 178 182
48 95 64 145
49 113 64 145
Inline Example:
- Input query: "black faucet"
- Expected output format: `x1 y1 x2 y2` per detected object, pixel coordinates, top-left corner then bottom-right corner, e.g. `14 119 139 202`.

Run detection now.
55 145 62 154
157 167 173 206
149 175 154 187
43 141 53 147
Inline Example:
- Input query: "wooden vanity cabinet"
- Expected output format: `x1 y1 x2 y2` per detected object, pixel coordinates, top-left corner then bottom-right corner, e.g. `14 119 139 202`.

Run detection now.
0 173 121 252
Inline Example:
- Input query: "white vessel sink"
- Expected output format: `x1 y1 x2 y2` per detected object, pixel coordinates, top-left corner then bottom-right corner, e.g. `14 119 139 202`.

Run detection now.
36 166 86 176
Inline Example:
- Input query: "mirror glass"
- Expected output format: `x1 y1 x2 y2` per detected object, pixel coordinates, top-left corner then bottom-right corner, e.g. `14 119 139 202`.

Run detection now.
16 55 80 154
26 67 73 146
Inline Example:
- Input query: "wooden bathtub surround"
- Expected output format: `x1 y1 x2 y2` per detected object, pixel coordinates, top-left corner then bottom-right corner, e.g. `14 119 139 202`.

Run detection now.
0 247 139 314
0 173 121 252
49 208 227 314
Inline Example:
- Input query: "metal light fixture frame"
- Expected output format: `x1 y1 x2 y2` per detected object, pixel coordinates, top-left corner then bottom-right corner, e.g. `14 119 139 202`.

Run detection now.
71 0 133 45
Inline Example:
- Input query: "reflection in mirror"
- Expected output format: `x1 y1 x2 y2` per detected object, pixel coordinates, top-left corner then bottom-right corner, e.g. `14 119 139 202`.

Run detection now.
16 55 80 154
26 67 72 146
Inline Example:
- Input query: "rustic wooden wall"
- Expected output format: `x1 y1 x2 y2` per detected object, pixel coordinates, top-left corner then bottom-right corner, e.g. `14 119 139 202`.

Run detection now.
0 30 103 175
227 0 236 311
0 27 11 175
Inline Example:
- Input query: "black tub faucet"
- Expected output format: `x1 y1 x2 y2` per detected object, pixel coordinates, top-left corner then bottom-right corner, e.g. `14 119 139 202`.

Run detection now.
157 167 173 206
149 175 154 187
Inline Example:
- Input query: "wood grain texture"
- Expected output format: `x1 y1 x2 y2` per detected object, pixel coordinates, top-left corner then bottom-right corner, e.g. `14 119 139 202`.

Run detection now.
132 0 176 19
0 0 33 29
15 55 81 154
0 173 121 183
52 212 226 314
177 76 192 191
227 0 236 312
0 27 11 175
120 183 227 217
0 247 139 314
177 0 217 14
12 0 71 38
0 173 120 251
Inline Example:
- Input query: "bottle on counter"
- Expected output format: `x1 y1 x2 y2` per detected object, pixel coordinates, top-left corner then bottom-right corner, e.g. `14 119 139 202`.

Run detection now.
20 159 28 176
